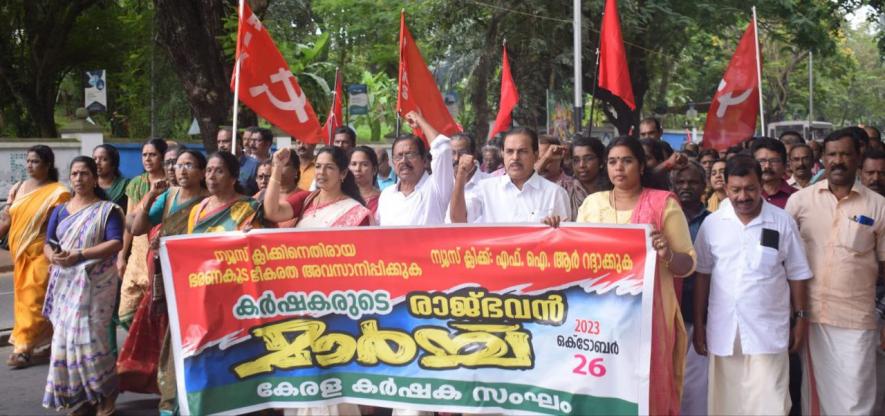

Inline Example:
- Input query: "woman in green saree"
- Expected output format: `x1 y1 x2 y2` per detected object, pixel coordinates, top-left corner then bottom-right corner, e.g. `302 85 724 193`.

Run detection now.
117 138 168 328
93 144 129 211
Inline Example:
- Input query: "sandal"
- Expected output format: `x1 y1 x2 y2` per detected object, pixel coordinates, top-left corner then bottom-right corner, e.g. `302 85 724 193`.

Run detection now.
68 401 96 416
6 352 31 369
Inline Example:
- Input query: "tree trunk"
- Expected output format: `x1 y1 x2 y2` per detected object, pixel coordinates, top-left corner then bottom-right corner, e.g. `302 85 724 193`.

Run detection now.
154 0 235 151
468 8 505 144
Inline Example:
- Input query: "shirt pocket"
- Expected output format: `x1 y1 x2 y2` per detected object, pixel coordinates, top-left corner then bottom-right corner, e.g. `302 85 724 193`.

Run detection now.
839 218 875 254
746 245 779 277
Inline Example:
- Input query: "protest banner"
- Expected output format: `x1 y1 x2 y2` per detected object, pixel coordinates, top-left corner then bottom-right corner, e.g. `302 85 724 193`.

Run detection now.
159 224 655 415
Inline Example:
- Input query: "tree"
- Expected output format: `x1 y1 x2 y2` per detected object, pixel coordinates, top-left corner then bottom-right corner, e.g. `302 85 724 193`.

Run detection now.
0 0 109 137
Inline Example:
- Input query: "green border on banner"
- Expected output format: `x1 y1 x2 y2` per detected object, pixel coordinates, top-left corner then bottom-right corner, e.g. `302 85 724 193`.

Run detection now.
187 372 637 415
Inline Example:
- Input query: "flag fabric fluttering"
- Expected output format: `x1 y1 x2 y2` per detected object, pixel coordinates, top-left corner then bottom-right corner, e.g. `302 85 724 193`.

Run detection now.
231 1 323 143
488 42 519 139
322 68 344 145
598 0 636 111
396 11 461 143
702 21 761 151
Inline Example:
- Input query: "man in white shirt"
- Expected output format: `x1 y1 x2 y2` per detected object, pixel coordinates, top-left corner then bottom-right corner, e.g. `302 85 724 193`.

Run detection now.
449 127 570 223
376 111 453 226
692 154 812 415
445 133 488 223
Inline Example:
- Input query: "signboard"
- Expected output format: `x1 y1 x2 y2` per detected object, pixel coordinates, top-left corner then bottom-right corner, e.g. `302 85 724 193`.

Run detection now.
347 84 369 115
84 70 107 113
160 224 654 415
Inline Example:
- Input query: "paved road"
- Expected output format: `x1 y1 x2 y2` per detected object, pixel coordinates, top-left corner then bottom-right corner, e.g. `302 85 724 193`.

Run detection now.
0 272 158 415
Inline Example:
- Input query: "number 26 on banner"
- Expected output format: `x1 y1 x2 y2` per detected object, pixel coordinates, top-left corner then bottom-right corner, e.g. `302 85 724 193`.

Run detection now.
572 354 606 377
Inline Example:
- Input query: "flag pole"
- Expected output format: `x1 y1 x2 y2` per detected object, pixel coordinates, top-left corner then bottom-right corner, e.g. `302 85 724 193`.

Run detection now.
573 0 583 133
752 6 765 136
329 66 339 144
587 9 604 135
231 0 245 152
504 38 512 130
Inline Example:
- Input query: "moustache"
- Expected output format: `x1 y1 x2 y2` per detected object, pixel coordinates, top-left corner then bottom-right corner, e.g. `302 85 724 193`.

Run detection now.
762 168 775 175
830 164 847 172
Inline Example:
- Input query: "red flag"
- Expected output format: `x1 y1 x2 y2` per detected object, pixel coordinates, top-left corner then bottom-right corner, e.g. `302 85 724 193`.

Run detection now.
322 68 344 145
397 11 460 143
598 0 636 110
488 43 519 139
702 22 760 151
231 2 323 143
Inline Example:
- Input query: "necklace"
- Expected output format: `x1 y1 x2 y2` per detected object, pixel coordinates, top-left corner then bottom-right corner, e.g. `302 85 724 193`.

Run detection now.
311 193 345 217
609 191 623 224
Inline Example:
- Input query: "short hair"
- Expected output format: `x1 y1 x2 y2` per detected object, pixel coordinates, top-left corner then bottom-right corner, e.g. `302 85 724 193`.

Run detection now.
571 136 605 161
726 145 743 157
256 128 273 143
640 117 662 132
218 125 232 134
670 159 706 183
778 130 805 144
538 135 561 146
392 134 427 159
865 126 881 141
639 138 666 162
451 132 477 155
724 154 762 183
750 137 787 163
245 126 261 135
862 148 885 164
824 127 863 154
788 143 812 158
503 127 539 152
257 159 273 169
334 126 357 145
698 148 719 161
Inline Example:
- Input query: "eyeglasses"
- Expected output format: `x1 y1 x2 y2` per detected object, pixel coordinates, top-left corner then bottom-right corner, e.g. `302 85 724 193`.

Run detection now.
175 162 196 171
164 159 177 167
756 158 783 166
393 152 421 162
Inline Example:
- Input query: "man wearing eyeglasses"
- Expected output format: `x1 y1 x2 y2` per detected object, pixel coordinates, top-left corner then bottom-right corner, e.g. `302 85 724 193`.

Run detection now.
376 111 453 226
751 137 795 209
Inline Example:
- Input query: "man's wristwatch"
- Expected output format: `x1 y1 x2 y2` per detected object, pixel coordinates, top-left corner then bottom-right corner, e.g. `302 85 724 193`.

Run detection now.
77 250 86 262
793 310 810 320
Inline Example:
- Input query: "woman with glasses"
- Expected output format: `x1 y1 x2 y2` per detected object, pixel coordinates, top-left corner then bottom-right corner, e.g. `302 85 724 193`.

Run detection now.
118 138 168 328
118 149 208 413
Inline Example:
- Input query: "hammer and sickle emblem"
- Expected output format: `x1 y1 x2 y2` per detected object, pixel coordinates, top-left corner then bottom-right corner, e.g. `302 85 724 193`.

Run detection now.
249 68 310 122
715 79 753 118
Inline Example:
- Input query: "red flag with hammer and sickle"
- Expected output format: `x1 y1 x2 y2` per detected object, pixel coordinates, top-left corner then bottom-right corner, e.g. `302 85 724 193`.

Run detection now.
232 2 323 143
702 22 761 151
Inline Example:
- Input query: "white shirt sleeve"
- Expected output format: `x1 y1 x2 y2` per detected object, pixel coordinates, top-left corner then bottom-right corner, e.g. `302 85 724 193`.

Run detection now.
783 217 813 280
694 221 713 274
553 186 571 221
429 134 454 205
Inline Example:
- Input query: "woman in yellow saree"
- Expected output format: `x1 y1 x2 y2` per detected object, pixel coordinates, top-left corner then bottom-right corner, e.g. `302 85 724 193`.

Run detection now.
0 145 70 368
188 151 262 234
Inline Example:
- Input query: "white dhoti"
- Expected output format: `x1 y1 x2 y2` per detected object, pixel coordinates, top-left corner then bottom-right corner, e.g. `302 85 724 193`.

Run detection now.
284 404 361 416
802 323 878 415
682 324 709 415
876 346 885 416
708 329 791 415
